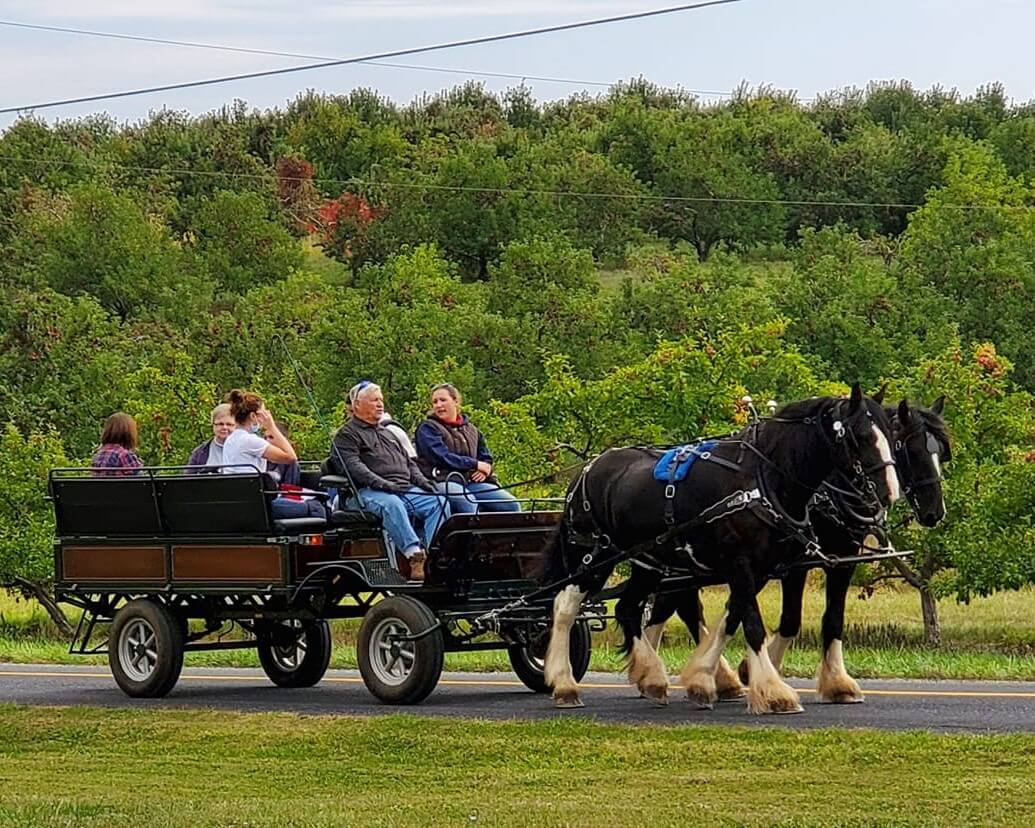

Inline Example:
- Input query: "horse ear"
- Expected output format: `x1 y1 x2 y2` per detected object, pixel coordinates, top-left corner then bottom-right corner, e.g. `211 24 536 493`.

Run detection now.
873 383 888 405
847 382 863 414
930 395 946 415
898 398 911 425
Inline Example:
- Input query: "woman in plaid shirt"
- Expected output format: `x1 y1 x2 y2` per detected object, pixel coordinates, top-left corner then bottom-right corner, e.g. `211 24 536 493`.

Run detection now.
90 412 143 477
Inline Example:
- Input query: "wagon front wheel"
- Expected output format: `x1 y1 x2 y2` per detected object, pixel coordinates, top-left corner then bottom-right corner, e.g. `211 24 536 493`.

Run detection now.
357 596 443 705
508 620 592 694
257 619 332 688
108 599 184 698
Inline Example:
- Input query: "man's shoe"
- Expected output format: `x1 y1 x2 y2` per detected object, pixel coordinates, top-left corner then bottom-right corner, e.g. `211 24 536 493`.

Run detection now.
408 551 427 582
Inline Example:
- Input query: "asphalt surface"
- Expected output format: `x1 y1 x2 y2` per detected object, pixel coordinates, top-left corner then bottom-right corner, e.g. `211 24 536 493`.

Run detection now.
2 663 1035 734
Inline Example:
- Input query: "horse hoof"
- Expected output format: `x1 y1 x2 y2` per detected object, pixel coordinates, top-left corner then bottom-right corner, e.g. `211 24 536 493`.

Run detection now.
822 692 864 705
772 703 805 715
685 690 715 710
640 684 668 706
716 687 747 703
553 690 584 709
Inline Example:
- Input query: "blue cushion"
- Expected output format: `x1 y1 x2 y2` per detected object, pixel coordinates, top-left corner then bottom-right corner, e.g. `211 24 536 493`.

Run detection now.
652 441 719 483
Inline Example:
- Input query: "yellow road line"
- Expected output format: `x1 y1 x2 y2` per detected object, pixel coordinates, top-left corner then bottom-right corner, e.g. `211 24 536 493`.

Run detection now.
2 669 1035 699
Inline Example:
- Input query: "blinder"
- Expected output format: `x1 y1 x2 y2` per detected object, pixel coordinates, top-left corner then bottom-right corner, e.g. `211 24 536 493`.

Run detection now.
894 426 946 514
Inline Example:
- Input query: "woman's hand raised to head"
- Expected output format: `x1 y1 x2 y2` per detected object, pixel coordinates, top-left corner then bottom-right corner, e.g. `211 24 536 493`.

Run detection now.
255 407 275 431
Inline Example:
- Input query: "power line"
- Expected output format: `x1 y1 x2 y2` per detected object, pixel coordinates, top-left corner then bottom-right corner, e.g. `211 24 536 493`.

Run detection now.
0 0 744 114
0 18 745 98
0 152 1027 212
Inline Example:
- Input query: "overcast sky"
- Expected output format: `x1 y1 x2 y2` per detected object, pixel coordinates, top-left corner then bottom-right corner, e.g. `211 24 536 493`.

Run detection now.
0 0 1032 130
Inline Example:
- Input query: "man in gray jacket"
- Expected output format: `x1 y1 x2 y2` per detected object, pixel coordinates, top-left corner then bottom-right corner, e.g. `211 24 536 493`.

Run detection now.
329 381 448 581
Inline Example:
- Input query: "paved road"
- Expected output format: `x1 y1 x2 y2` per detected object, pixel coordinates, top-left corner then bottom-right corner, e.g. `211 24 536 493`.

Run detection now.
1 663 1033 734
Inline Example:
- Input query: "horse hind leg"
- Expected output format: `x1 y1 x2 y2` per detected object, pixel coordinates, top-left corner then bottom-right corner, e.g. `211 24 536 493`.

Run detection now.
678 609 732 709
544 585 588 708
681 593 745 702
618 573 668 705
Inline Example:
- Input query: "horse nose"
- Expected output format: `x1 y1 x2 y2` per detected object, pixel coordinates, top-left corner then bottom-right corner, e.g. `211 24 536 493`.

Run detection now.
922 506 944 527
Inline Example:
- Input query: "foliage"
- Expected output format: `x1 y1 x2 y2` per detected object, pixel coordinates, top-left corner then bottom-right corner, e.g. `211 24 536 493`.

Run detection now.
3 80 1035 620
0 425 71 633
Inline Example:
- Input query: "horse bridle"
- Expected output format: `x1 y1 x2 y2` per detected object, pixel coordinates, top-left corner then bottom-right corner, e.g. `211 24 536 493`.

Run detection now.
767 398 897 512
892 420 946 516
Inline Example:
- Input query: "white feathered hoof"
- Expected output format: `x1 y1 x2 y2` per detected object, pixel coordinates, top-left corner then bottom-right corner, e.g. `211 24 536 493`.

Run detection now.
715 658 746 702
553 687 585 708
682 670 717 710
818 672 864 705
640 681 669 706
746 678 803 715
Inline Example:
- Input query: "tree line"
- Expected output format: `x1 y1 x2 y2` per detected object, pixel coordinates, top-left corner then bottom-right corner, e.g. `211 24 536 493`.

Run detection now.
1 78 1034 642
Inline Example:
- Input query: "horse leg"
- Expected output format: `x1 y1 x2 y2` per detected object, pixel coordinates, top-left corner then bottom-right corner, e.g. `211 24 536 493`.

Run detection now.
735 569 802 715
736 569 806 685
678 600 732 710
545 584 588 708
682 592 745 702
617 569 668 705
817 564 864 704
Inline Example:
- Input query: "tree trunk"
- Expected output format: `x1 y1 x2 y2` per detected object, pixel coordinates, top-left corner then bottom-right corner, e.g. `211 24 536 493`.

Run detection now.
919 586 941 648
11 578 75 639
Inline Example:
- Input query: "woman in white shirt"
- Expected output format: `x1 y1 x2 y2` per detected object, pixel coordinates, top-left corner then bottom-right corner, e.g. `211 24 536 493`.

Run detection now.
223 389 324 519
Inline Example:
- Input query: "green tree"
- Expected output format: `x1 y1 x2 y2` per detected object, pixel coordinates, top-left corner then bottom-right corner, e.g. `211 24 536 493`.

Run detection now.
0 424 74 636
188 190 303 294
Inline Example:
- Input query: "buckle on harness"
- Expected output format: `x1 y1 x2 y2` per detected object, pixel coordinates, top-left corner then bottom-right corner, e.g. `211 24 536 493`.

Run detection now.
664 484 676 499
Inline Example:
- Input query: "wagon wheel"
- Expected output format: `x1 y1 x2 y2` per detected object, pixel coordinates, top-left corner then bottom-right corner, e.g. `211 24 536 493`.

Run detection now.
357 596 444 705
507 621 592 694
108 599 184 698
257 619 333 688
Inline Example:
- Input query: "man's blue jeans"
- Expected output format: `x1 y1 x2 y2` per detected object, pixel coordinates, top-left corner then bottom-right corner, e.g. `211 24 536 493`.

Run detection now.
437 480 521 514
348 487 450 554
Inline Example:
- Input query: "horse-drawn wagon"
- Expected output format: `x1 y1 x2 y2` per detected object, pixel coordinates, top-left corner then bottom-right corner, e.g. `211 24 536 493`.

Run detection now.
49 389 950 715
50 465 601 705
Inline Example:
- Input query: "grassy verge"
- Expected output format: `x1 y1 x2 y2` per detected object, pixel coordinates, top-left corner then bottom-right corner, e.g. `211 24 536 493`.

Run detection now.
6 584 1035 680
1 705 1034 827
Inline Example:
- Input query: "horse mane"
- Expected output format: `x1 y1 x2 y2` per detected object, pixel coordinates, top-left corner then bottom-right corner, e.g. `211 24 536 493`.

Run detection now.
771 396 835 420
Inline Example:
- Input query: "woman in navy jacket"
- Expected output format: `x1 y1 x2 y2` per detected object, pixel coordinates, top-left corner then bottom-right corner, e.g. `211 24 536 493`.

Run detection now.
414 384 520 514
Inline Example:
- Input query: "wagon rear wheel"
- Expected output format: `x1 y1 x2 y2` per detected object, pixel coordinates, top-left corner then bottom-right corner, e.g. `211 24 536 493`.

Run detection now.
357 596 443 705
508 620 592 694
257 619 332 688
108 599 184 698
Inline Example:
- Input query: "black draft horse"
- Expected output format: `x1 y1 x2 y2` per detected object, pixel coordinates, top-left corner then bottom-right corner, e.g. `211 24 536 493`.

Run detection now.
543 385 900 714
641 396 950 706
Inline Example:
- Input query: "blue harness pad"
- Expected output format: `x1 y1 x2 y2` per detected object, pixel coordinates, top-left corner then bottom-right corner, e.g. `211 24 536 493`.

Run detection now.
653 441 719 483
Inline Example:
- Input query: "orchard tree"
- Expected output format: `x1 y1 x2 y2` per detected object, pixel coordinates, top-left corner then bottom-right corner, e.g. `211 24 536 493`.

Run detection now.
0 425 74 636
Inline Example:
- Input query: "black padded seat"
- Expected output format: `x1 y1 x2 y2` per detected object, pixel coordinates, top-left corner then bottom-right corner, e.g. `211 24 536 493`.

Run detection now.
330 509 382 529
272 517 328 534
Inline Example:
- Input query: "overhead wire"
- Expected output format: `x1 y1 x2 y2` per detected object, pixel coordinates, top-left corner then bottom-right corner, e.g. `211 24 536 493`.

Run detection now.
0 152 1028 212
0 0 745 114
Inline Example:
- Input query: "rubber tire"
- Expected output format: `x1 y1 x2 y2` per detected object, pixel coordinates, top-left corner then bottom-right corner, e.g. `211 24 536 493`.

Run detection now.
357 596 444 705
257 619 332 688
508 620 592 694
108 599 184 698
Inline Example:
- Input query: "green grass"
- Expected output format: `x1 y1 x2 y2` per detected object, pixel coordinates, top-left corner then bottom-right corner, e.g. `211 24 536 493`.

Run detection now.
7 583 1035 680
0 705 1033 826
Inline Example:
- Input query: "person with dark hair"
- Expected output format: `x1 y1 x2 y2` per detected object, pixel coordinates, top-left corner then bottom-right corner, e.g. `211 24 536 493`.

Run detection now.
329 381 447 581
185 403 235 474
415 383 520 514
90 412 143 477
221 389 323 520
